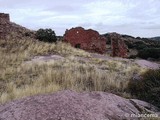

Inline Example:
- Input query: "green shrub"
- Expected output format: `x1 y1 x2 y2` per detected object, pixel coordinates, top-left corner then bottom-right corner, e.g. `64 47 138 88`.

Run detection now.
134 41 147 50
128 69 160 108
124 41 147 49
36 28 57 43
136 44 147 50
138 48 160 59
124 41 134 49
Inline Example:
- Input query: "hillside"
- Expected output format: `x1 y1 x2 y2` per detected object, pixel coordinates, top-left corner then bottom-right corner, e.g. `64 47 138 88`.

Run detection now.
150 36 160 41
0 13 160 119
0 13 34 40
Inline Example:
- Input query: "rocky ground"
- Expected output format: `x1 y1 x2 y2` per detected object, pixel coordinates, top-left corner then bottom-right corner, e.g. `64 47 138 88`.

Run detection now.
0 90 159 120
26 53 160 70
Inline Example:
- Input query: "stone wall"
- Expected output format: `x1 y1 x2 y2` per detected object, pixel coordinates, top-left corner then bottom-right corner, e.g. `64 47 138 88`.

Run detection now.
0 13 10 39
0 13 10 23
64 27 106 54
109 33 128 58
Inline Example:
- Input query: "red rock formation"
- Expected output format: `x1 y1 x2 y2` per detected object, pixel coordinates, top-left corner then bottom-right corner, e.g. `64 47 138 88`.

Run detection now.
109 33 128 58
0 90 159 120
63 27 106 54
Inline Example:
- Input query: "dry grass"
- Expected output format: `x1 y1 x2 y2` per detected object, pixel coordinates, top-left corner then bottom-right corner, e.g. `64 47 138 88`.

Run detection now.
0 38 145 103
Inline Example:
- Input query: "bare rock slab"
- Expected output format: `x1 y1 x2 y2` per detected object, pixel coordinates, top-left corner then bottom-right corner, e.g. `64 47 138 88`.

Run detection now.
135 59 160 69
0 90 159 120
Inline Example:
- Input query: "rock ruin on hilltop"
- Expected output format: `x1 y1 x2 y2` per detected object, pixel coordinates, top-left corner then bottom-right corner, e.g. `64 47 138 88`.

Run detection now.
0 13 128 57
63 27 107 54
0 13 10 39
0 13 33 40
108 32 128 58
63 27 128 57
0 13 10 23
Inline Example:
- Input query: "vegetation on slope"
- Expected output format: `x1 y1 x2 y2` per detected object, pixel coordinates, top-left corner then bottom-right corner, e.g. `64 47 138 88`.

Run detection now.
36 28 57 43
138 48 160 59
128 69 160 108
0 38 146 104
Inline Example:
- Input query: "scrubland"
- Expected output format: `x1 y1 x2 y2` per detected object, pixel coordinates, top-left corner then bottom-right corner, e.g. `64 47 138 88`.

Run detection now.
0 38 148 103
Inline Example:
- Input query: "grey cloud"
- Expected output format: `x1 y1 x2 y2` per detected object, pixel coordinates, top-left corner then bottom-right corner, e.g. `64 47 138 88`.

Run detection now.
0 0 160 37
126 0 160 20
142 24 160 30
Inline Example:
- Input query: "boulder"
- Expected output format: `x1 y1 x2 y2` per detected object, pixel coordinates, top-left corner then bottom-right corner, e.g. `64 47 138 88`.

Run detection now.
0 90 159 120
63 27 106 54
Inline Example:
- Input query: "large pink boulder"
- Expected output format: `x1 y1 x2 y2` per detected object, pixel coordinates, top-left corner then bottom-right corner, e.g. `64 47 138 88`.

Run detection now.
0 90 159 120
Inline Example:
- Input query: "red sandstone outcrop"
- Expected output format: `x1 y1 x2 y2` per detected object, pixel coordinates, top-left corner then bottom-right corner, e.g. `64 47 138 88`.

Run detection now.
0 90 159 120
63 27 106 54
108 32 128 58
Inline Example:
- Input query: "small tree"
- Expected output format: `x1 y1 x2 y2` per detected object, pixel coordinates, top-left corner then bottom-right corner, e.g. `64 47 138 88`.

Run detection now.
36 28 57 43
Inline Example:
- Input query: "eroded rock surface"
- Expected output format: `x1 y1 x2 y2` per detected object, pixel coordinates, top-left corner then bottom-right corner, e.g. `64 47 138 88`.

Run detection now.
63 27 106 54
0 90 159 120
135 59 160 69
25 55 64 64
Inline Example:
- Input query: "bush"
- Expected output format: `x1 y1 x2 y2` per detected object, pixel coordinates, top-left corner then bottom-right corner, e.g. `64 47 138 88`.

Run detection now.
36 28 57 43
124 41 134 49
136 44 147 50
128 69 160 108
134 41 148 50
124 41 147 49
138 48 160 59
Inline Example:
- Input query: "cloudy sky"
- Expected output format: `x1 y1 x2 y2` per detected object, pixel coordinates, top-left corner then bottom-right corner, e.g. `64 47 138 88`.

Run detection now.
0 0 160 37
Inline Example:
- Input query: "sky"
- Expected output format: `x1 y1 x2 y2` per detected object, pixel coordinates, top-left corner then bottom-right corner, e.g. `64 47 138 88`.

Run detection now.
0 0 160 37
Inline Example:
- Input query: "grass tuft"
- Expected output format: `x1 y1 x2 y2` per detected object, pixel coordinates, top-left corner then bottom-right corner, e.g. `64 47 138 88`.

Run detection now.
0 38 144 103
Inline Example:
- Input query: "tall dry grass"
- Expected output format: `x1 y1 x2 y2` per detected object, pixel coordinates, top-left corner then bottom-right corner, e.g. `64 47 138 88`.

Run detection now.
0 38 145 103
